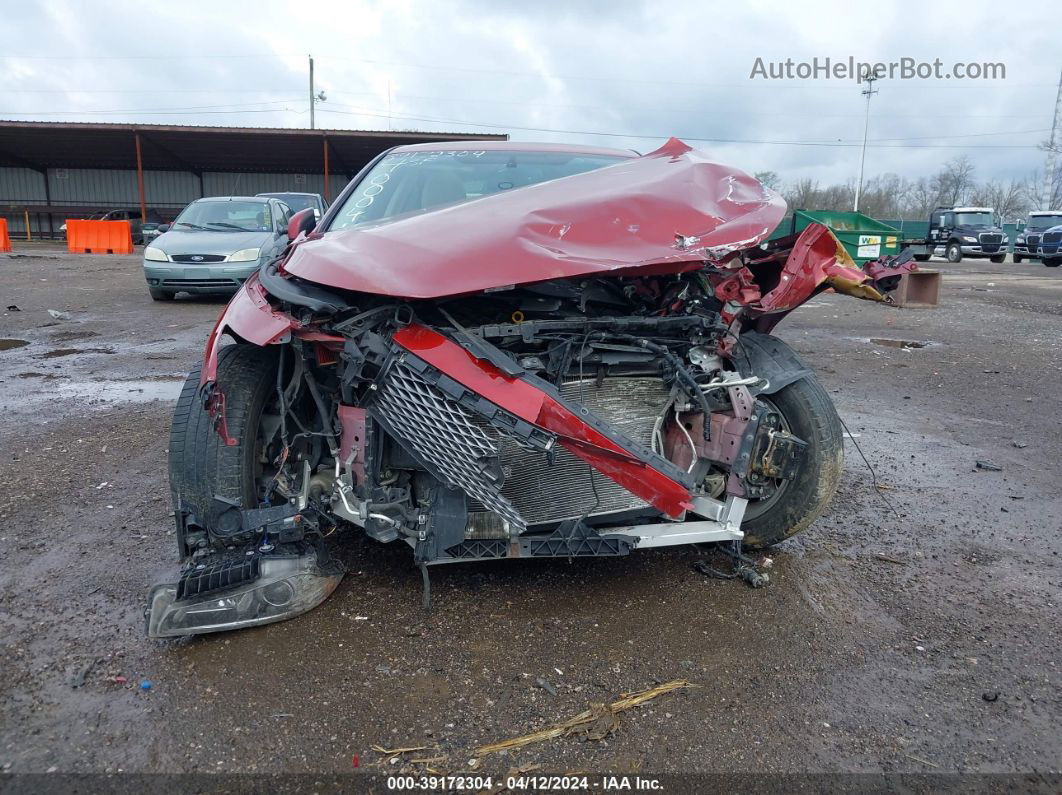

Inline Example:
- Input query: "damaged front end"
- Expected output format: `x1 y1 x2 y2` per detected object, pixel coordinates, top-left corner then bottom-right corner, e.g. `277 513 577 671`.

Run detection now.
151 138 913 637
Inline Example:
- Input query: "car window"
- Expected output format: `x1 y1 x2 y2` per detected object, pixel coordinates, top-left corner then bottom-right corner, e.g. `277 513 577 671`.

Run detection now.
173 200 272 232
330 150 628 230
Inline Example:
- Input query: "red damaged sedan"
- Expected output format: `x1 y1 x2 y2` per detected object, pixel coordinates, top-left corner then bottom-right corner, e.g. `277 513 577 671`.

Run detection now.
147 139 912 638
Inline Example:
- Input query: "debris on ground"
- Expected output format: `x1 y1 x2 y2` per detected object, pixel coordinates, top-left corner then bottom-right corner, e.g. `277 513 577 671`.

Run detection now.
474 680 697 756
6 305 19 311
47 309 71 320
536 677 558 696
139 680 152 691
975 460 1004 471
874 553 907 565
70 657 103 688
1012 441 1028 449
983 691 1000 702
370 744 432 763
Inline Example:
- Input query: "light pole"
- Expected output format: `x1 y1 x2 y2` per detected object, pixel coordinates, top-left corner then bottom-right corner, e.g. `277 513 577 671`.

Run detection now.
308 54 326 130
854 67 879 213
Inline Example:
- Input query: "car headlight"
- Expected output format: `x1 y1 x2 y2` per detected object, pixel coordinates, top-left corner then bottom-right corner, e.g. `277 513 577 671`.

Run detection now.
1016 235 1025 243
962 236 978 243
144 246 168 262
227 248 261 262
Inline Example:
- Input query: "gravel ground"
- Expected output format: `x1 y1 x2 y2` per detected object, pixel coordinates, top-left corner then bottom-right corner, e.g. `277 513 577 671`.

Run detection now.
0 244 1059 784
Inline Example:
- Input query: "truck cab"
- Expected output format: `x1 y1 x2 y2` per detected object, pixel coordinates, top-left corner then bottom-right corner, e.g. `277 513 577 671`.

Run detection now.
928 206 1008 263
1013 211 1062 263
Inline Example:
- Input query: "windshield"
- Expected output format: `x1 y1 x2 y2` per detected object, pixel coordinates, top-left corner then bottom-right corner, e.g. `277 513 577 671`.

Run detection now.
330 150 628 229
174 200 273 232
1027 214 1062 230
954 212 994 226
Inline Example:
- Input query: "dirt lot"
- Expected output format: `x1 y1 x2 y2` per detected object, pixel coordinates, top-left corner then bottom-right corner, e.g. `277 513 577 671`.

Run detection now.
0 243 1059 783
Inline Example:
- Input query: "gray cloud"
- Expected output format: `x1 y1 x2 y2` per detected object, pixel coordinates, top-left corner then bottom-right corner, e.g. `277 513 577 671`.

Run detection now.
1 0 1057 188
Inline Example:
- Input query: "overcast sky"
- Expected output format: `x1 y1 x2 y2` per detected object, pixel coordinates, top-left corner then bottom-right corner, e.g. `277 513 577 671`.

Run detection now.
2 0 1058 188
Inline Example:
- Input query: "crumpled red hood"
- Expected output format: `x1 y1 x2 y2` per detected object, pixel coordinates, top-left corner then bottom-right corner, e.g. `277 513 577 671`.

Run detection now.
284 138 787 299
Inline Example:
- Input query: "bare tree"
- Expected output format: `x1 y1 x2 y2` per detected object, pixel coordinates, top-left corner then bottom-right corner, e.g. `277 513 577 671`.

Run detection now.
971 179 1029 222
930 155 976 207
754 170 782 191
782 178 820 210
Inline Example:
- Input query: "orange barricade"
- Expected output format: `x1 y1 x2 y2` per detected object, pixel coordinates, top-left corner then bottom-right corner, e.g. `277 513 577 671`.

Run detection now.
0 218 10 253
66 219 134 255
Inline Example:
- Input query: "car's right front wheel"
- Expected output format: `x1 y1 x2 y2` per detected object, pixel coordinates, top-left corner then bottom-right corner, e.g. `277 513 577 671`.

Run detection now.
148 287 174 301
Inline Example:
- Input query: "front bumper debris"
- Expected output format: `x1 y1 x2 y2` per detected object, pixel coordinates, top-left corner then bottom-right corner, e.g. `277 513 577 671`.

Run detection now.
145 546 344 638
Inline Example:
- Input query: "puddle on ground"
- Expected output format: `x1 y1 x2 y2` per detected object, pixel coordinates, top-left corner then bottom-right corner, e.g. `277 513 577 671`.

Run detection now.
868 338 932 349
38 347 115 358
50 330 100 342
0 338 30 351
55 378 183 404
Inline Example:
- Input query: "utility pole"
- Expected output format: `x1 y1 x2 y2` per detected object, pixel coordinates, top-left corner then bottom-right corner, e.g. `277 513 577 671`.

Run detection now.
853 67 879 213
309 54 315 130
1041 68 1062 209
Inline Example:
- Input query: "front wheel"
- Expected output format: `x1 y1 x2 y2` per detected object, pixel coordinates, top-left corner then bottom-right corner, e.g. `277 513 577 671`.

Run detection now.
1046 259 1061 268
946 243 963 263
169 344 286 555
1013 254 1024 263
740 375 844 550
148 287 174 301
990 255 1006 264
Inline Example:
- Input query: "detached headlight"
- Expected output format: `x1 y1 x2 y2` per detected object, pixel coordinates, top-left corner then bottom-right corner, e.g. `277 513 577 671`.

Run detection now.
145 552 344 638
227 247 261 262
144 246 168 262
962 236 978 243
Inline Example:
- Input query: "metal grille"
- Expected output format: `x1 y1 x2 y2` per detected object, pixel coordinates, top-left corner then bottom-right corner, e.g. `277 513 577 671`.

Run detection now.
170 254 226 263
1027 234 1041 247
471 378 671 526
979 233 1003 245
1043 232 1062 245
373 360 525 529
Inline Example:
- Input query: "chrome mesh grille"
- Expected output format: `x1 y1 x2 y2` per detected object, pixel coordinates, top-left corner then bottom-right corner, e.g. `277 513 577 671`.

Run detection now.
372 360 525 529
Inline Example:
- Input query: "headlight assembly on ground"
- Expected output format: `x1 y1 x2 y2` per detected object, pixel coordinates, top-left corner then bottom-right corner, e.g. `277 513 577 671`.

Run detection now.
145 549 344 638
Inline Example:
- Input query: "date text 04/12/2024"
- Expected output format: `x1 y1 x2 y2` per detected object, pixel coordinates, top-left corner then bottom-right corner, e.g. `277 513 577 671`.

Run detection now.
385 775 663 791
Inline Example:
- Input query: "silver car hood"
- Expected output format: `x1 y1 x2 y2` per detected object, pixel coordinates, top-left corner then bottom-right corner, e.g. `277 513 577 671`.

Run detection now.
153 229 276 256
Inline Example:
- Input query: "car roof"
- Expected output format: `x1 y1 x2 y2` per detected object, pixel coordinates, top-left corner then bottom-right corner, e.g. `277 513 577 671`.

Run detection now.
389 140 637 158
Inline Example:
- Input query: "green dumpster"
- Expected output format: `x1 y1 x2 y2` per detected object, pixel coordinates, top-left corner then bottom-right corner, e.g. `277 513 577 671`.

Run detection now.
789 210 903 265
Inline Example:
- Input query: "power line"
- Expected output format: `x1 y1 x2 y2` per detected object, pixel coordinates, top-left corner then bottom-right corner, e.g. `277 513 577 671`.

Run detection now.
315 105 1044 149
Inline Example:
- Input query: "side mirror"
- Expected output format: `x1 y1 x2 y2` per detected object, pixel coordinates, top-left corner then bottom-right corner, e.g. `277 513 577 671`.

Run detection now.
158 224 170 233
287 208 317 241
1016 219 1026 231
313 208 321 220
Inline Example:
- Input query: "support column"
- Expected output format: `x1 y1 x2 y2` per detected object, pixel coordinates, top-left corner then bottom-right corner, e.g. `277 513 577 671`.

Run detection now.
134 132 147 223
322 136 330 203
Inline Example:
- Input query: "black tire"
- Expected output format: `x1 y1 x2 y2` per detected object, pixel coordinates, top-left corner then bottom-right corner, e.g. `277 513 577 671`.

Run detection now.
740 375 844 550
169 344 280 554
913 253 930 262
148 287 174 301
990 255 1006 264
946 242 963 263
1046 259 1061 268
1013 254 1023 263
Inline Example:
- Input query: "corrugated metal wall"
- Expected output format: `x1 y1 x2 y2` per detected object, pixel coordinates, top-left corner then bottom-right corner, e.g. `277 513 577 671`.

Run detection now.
1 167 350 209
201 172 348 199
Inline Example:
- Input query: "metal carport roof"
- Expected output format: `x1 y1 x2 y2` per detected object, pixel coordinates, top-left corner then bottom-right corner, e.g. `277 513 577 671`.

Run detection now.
0 121 506 174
